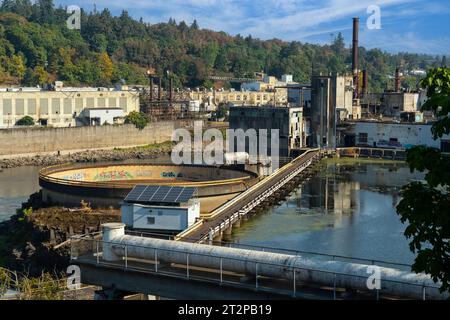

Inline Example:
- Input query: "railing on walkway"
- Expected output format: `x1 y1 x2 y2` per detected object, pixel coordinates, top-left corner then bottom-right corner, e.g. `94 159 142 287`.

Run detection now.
70 234 441 300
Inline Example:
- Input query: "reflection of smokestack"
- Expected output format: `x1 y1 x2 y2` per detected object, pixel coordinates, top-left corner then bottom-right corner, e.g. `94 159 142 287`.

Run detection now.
352 18 359 100
395 68 401 93
169 77 173 105
362 69 368 95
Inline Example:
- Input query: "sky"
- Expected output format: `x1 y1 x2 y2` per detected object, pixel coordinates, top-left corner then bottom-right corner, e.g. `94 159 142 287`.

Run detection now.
55 0 450 55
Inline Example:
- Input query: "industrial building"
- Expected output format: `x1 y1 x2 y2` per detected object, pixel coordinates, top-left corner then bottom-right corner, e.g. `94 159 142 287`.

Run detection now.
121 185 200 233
344 121 450 151
0 83 140 128
229 106 304 158
309 74 356 148
187 74 297 109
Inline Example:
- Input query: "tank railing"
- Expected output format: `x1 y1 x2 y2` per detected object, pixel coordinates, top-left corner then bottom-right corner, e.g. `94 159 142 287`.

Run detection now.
124 229 412 270
71 236 442 300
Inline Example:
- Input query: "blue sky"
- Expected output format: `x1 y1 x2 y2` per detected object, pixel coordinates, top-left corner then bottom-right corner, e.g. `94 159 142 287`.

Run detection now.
55 0 450 55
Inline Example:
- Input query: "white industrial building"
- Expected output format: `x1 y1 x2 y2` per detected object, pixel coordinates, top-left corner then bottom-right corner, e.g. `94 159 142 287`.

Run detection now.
0 83 140 128
354 121 450 151
121 185 200 233
78 108 125 126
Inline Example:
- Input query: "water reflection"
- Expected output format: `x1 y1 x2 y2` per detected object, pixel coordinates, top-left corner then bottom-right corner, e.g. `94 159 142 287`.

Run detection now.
231 161 425 265
0 166 41 222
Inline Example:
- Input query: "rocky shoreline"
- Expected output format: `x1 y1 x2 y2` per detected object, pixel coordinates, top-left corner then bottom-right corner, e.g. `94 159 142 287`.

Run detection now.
0 142 174 169
0 192 121 276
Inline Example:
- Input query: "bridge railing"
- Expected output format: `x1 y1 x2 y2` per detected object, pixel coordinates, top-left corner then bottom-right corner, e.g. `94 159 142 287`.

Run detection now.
70 234 443 300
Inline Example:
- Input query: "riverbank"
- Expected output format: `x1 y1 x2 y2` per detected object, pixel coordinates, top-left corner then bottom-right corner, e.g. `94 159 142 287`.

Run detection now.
0 192 120 276
0 141 175 169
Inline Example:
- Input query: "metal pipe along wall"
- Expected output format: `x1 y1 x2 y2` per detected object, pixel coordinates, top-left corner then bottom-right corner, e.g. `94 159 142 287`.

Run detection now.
102 223 447 300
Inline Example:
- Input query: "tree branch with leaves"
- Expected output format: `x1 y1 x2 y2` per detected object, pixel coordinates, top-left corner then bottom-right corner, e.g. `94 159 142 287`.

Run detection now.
397 67 450 293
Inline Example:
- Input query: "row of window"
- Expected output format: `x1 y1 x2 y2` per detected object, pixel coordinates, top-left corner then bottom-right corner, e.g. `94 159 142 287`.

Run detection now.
0 97 129 115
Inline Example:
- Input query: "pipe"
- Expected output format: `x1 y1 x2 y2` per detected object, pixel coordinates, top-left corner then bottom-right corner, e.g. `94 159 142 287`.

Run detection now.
352 18 359 101
102 224 447 300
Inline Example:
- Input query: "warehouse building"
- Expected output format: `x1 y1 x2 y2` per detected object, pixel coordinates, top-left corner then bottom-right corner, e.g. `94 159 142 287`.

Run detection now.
0 84 140 128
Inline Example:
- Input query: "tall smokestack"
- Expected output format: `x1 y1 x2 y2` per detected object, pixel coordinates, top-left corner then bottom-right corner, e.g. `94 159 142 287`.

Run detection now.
362 69 368 95
395 68 401 93
352 17 359 100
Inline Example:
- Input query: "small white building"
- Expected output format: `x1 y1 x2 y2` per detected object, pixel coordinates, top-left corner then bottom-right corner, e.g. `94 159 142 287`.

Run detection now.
78 107 125 126
121 185 200 233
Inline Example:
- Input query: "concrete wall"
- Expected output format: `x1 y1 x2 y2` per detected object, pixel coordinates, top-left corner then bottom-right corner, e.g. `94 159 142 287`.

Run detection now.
0 122 175 157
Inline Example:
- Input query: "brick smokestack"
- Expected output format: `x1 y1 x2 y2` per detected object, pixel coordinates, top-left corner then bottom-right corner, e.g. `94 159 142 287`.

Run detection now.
395 68 401 93
362 69 368 95
352 18 359 100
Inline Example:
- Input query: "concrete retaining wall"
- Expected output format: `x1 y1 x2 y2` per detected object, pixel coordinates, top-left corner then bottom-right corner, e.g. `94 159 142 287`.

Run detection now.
0 122 179 157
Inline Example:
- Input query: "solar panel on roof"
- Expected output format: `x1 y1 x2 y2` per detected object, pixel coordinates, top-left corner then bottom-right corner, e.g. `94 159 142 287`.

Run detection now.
125 185 197 204
124 185 147 202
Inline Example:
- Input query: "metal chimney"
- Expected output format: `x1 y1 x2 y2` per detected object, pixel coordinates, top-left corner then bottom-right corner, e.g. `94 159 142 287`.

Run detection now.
352 18 359 100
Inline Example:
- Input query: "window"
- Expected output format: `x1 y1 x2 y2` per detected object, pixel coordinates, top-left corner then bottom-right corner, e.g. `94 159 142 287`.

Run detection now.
15 99 24 115
358 132 368 143
158 211 163 216
86 98 95 108
51 98 61 115
40 98 48 115
147 217 155 225
98 98 105 107
28 99 37 115
3 99 12 115
63 99 72 115
75 98 83 112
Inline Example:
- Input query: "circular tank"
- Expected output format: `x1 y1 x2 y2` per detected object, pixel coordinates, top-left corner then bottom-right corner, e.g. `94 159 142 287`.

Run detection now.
39 162 259 214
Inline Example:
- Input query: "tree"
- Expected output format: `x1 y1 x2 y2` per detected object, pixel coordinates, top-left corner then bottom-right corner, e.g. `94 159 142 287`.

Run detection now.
396 67 450 293
98 52 113 84
191 19 199 30
125 111 149 130
16 115 35 126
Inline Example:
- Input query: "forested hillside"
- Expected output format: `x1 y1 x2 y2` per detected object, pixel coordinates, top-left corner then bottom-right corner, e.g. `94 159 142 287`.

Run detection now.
0 0 446 92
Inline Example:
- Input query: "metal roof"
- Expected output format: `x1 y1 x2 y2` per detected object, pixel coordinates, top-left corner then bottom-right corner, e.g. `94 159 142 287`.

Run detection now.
124 185 197 204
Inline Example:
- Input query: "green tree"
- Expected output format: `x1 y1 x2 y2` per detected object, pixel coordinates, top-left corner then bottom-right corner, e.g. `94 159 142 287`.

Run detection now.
396 67 450 293
16 115 35 126
125 111 149 130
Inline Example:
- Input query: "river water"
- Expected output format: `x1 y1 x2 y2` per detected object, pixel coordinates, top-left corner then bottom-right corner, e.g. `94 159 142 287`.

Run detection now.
0 156 174 223
0 166 41 222
1 159 424 265
230 160 425 265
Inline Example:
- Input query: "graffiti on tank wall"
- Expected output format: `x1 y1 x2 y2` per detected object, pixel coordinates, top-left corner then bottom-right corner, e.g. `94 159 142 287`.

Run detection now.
161 172 181 179
93 170 134 181
61 172 86 181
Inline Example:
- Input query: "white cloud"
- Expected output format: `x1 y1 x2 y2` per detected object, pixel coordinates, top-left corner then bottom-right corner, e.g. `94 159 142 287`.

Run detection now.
55 0 449 54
